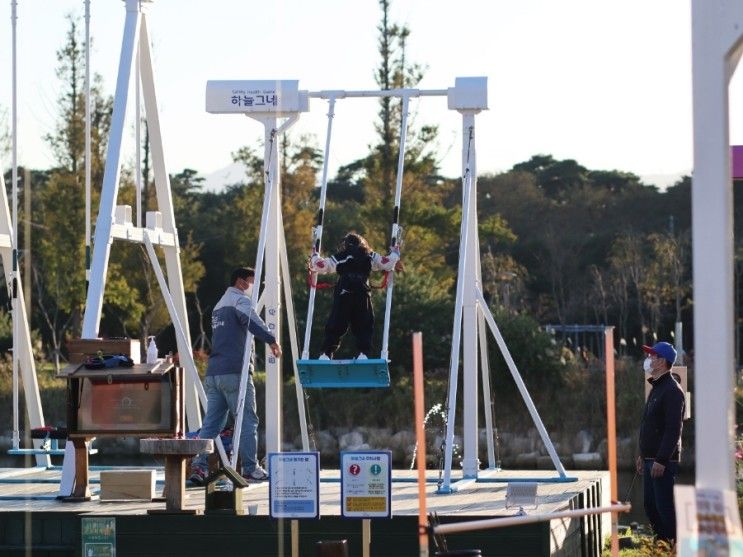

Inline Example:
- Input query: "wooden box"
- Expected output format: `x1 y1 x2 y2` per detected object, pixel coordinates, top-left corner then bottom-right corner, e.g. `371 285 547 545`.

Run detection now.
66 338 141 364
99 469 156 501
66 363 184 436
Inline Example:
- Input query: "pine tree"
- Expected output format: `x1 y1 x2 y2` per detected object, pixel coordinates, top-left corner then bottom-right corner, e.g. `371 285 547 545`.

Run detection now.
34 17 112 366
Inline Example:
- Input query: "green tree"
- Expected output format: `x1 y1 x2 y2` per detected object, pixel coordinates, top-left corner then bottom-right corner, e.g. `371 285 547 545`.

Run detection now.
33 17 112 367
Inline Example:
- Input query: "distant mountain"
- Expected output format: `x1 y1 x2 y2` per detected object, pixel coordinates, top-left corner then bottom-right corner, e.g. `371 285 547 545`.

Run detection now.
639 173 687 190
202 162 248 192
201 163 687 194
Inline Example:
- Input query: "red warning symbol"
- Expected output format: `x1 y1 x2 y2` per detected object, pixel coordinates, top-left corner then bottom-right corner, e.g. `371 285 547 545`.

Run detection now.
349 464 361 476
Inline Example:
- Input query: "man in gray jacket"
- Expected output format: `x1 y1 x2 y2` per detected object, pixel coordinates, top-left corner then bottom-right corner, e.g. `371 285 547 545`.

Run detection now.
190 267 281 485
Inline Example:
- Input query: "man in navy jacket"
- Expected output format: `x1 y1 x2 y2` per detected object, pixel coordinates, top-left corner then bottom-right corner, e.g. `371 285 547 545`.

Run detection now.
190 267 282 485
636 341 685 544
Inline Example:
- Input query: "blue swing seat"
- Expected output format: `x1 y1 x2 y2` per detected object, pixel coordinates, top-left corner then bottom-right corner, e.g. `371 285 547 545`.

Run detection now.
297 358 390 388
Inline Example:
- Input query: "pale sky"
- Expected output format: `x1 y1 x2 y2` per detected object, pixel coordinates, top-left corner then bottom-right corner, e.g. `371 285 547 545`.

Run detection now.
0 0 726 189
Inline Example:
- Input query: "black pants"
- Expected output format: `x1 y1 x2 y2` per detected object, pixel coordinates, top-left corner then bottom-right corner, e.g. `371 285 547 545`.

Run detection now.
321 291 374 357
643 459 678 542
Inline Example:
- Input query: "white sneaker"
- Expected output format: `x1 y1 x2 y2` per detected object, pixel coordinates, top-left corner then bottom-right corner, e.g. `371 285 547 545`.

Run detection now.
243 464 269 482
318 353 330 360
356 353 368 360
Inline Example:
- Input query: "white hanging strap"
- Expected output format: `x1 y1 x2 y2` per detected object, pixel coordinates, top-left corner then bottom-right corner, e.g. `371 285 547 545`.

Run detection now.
302 97 337 359
84 0 92 279
441 127 475 491
232 114 299 469
135 43 142 228
379 95 410 361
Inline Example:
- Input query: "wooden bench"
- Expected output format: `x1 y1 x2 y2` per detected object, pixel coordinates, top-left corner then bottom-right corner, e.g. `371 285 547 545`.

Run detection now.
140 438 213 514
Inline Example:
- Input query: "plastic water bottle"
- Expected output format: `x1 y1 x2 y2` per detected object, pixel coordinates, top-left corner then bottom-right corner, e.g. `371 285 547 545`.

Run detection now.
146 336 158 364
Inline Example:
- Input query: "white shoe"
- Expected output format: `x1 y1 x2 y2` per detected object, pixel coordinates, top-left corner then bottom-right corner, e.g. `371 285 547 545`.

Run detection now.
318 354 330 360
356 353 368 360
243 464 269 482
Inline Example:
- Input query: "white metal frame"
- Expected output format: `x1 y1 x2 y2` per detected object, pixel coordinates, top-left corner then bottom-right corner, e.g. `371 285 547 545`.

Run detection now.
1 163 48 467
206 80 311 461
7 0 48 467
81 0 201 429
439 79 567 493
205 77 562 482
691 0 743 491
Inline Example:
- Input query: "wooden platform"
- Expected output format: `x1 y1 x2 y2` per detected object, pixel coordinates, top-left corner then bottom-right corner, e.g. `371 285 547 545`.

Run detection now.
0 466 610 556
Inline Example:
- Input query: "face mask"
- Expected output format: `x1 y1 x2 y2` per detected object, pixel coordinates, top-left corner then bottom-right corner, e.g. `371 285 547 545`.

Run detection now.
243 286 253 297
643 357 653 373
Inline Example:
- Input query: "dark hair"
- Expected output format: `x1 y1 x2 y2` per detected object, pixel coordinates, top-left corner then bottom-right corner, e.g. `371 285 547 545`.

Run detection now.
340 232 371 255
231 267 255 286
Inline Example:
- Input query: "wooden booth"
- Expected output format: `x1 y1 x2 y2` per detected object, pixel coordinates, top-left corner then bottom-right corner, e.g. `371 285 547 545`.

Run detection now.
58 338 185 500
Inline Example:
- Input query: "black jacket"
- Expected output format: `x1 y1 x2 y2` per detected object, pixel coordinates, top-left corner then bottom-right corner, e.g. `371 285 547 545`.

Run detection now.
332 246 372 295
639 372 685 465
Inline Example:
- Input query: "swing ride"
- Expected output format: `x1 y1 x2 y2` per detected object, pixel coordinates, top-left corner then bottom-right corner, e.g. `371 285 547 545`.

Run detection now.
7 0 572 503
296 89 412 389
205 76 573 491
0 1 694 553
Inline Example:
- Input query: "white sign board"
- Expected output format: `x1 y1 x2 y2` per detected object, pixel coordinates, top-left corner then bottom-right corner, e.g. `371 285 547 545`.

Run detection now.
205 80 307 115
340 451 391 518
268 452 320 519
675 485 743 556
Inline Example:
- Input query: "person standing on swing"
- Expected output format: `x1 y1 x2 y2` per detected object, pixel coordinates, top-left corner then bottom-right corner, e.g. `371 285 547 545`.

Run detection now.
310 232 402 360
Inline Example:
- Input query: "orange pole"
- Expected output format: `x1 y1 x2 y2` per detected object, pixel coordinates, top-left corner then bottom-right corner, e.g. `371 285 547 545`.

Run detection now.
604 326 618 557
413 332 429 557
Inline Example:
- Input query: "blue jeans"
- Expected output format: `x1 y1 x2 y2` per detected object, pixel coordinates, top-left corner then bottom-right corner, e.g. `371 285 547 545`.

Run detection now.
643 459 678 542
192 373 259 476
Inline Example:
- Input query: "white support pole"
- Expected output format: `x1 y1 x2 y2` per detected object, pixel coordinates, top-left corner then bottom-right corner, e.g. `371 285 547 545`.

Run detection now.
441 164 474 492
279 211 309 451
263 116 283 456
478 309 496 469
84 0 92 281
691 0 743 490
229 121 271 469
142 234 229 466
476 287 567 477
461 114 480 479
6 0 48 468
0 168 48 467
82 0 141 338
231 114 299 468
380 95 410 360
10 0 20 454
475 240 496 468
137 15 200 430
